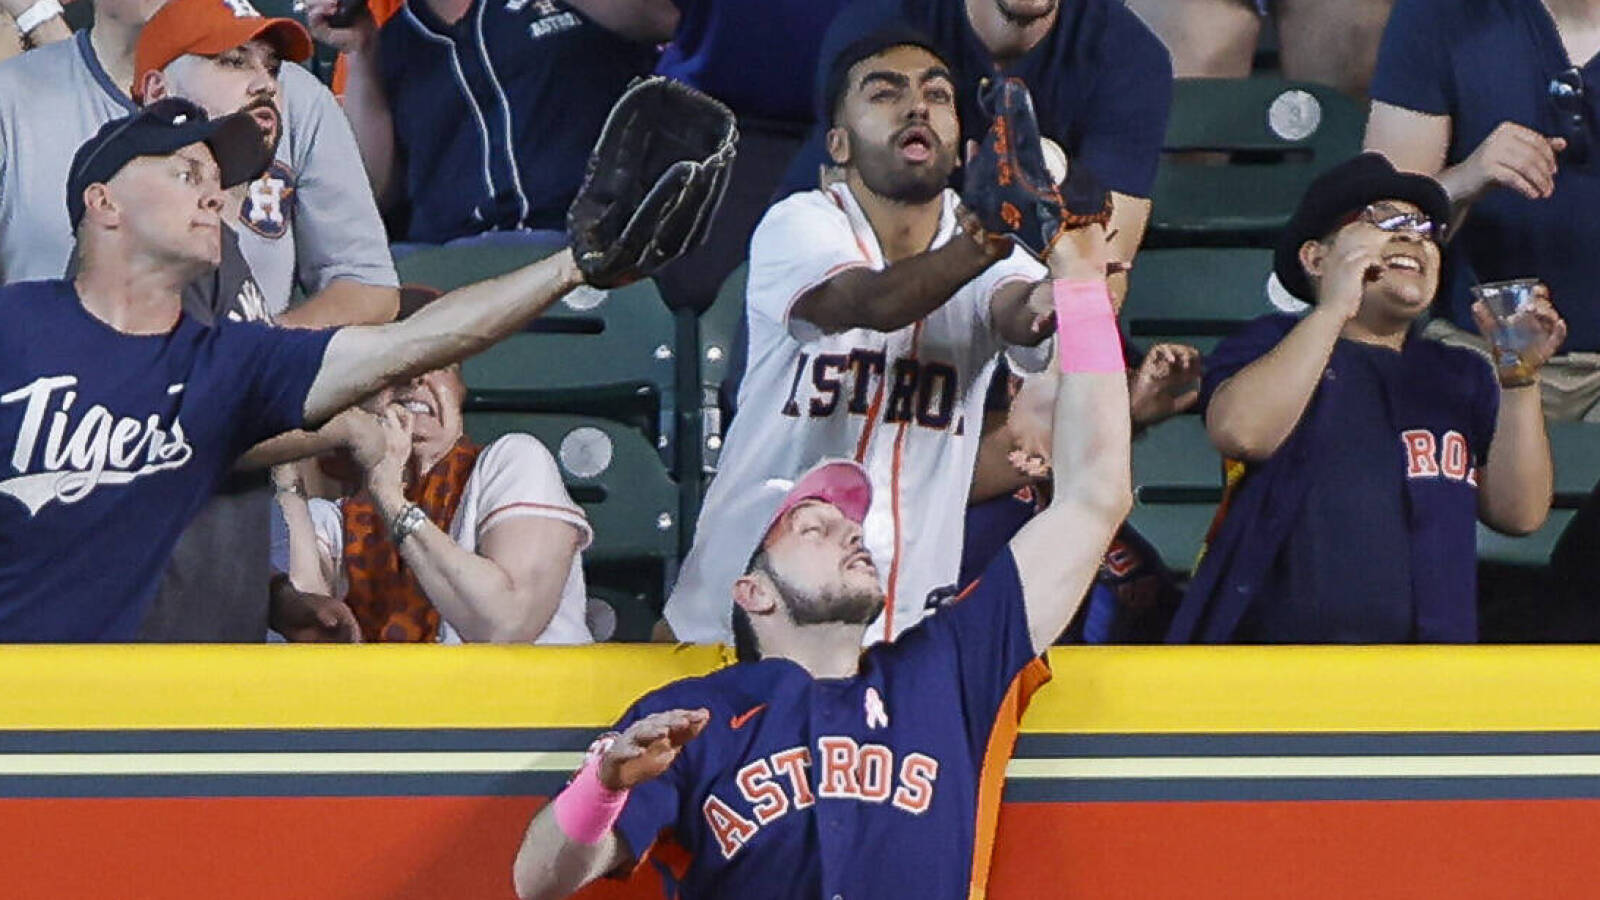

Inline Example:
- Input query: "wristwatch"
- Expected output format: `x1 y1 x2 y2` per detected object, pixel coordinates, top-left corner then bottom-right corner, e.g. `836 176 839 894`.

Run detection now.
389 502 428 546
14 0 63 35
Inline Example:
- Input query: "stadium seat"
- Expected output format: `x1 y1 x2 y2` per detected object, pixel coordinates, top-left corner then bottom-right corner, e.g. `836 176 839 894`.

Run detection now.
1477 421 1600 568
395 244 678 449
1129 414 1224 574
698 263 748 475
464 412 680 638
1122 247 1275 353
1149 77 1364 246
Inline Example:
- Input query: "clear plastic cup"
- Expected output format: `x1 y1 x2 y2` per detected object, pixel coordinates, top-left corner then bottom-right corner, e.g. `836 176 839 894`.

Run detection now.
1470 279 1541 385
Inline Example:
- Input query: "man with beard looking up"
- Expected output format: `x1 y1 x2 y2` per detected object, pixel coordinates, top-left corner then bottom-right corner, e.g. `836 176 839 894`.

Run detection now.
663 27 1082 646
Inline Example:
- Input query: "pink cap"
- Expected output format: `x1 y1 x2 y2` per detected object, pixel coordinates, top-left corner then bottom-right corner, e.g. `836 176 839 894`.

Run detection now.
759 459 872 541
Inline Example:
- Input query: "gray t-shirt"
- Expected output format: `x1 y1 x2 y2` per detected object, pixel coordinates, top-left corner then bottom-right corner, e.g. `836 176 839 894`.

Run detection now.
0 30 397 312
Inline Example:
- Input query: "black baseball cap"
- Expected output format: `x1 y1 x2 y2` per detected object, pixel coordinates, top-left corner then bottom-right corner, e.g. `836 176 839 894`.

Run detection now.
815 13 950 125
66 97 271 230
1274 152 1451 302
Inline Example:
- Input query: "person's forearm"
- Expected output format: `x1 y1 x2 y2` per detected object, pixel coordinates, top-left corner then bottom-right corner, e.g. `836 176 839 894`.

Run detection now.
303 250 583 424
277 489 334 595
1479 383 1553 535
237 428 346 470
1435 163 1485 232
340 46 400 205
513 805 624 900
1206 307 1345 460
371 485 564 642
278 279 399 329
802 237 1000 334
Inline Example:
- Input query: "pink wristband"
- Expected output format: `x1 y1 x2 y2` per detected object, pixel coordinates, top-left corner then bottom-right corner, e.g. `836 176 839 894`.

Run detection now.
1053 279 1125 374
553 742 629 845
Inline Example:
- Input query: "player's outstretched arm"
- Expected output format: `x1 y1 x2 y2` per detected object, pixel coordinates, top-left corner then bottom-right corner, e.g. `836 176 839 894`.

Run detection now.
300 250 584 427
513 709 709 900
1007 226 1133 655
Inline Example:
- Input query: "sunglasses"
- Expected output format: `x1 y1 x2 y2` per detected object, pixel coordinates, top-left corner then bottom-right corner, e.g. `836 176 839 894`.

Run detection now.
1336 202 1447 244
1548 67 1591 166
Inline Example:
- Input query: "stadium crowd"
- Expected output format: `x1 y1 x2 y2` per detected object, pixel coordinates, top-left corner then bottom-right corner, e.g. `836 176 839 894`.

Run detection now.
0 0 1596 645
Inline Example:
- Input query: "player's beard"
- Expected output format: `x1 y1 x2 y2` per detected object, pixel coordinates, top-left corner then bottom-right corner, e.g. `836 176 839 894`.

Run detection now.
850 125 955 205
995 0 1058 25
767 567 885 628
243 97 285 158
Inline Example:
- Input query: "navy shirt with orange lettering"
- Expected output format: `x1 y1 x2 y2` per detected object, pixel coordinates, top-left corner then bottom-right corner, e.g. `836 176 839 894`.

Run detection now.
610 547 1047 899
0 280 333 640
1169 314 1500 643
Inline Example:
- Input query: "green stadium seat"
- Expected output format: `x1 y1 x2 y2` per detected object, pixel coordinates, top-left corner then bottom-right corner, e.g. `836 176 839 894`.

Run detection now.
1122 247 1275 352
1478 509 1576 569
698 263 748 475
464 412 680 637
1150 77 1364 246
1129 414 1224 574
1549 421 1600 507
396 244 678 447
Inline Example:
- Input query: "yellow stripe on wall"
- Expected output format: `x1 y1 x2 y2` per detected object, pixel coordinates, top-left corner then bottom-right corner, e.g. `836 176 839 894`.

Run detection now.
3 644 1600 734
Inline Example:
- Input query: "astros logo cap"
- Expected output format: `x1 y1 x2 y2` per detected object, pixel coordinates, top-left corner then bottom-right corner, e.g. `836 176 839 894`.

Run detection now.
133 0 314 102
756 459 873 543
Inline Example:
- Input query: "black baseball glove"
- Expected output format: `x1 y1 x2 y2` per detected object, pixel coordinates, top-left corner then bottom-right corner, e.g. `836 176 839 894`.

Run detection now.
568 77 738 288
963 76 1112 256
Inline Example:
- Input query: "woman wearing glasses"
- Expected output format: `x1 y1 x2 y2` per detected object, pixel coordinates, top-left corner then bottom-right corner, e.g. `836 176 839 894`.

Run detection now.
1365 0 1600 422
1166 154 1565 645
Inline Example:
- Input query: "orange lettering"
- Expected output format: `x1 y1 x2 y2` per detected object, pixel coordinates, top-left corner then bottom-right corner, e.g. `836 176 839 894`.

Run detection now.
857 744 893 803
892 753 939 815
703 794 758 860
736 759 790 825
818 737 862 799
771 747 815 809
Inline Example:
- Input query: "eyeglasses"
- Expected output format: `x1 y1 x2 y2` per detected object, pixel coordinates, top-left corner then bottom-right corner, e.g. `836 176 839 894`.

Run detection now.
1337 202 1447 244
1548 67 1591 166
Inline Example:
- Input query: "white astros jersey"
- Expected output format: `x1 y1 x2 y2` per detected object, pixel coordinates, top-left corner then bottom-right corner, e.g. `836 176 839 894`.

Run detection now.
665 182 1048 646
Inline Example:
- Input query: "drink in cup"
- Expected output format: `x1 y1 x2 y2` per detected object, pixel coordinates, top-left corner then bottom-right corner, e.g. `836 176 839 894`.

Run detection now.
1470 279 1541 386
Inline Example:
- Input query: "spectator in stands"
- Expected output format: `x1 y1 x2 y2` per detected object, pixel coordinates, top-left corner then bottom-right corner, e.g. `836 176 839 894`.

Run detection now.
1168 154 1563 644
0 0 69 56
0 96 632 641
1124 0 1395 100
304 0 656 251
560 0 852 313
271 298 594 645
0 0 400 642
782 0 1172 307
1364 0 1600 422
665 27 1087 645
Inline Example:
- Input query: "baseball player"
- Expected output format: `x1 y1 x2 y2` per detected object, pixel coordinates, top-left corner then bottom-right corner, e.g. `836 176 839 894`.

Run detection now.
666 27 1079 646
511 218 1131 900
0 79 731 640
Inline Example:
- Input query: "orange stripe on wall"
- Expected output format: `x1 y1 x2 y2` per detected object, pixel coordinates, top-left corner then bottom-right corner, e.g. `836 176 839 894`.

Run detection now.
987 798 1600 900
0 797 662 900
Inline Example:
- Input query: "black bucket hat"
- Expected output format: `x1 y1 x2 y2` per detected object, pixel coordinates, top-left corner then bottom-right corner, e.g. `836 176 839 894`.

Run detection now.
1274 152 1451 302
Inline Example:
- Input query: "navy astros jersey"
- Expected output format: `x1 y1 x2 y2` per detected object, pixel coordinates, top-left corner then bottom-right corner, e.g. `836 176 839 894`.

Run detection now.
611 548 1047 899
1169 314 1500 644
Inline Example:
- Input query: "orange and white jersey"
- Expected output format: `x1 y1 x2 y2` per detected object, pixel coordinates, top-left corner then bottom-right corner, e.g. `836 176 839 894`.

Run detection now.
665 183 1047 645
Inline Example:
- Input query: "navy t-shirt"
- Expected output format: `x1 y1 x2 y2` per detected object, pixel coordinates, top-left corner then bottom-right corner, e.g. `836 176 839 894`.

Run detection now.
780 0 1173 199
379 0 657 242
656 0 850 123
1371 0 1600 350
1195 315 1500 642
0 281 334 641
610 548 1047 899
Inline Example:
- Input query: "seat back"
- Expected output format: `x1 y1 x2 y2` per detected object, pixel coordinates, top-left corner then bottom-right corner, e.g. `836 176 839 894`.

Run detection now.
1128 415 1225 574
1149 78 1364 246
1122 247 1277 355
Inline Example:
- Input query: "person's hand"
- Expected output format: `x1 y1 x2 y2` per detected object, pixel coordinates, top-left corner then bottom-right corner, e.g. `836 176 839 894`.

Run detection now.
1317 243 1385 322
302 0 378 54
956 206 1015 265
1454 121 1565 201
596 709 710 791
1006 371 1058 478
270 578 362 643
1130 344 1203 427
1044 221 1125 285
1470 282 1568 385
362 404 414 495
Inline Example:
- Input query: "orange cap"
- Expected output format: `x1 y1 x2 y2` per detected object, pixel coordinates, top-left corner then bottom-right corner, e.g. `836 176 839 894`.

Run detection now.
133 0 314 102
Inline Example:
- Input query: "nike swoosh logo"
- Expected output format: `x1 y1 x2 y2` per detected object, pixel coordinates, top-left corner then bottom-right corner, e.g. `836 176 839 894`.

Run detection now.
730 704 768 730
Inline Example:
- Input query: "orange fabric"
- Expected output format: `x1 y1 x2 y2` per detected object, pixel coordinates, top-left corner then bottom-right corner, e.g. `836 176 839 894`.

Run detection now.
967 656 1051 900
133 0 312 101
330 0 407 99
341 439 482 643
